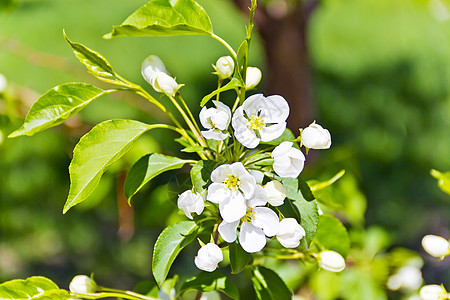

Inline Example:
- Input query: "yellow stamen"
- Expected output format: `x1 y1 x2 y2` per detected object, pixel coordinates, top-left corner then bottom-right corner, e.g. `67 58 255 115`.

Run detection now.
249 115 265 130
241 207 256 223
224 175 240 191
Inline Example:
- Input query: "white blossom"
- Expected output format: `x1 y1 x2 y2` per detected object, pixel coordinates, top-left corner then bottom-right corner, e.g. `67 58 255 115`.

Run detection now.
276 218 305 248
69 275 97 294
271 141 305 178
194 243 223 272
177 190 204 219
318 250 346 272
419 285 447 300
301 122 331 150
207 162 256 222
422 235 450 258
141 55 167 82
232 94 289 149
214 56 234 80
218 185 279 253
246 67 262 89
0 74 7 93
141 55 181 97
387 266 423 291
200 101 231 141
264 180 287 206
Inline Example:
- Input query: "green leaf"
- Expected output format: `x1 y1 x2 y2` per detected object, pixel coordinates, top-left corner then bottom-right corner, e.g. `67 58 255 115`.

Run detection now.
125 153 192 203
298 177 315 201
310 170 346 192
236 40 249 81
190 160 218 193
181 272 239 299
430 169 450 195
252 266 292 300
104 0 213 39
281 177 315 202
153 221 198 287
229 242 251 274
8 83 109 138
64 32 129 87
314 214 350 257
0 276 70 300
200 78 243 107
64 119 161 213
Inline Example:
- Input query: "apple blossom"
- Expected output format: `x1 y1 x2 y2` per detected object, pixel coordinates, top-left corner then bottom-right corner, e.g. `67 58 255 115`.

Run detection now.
177 190 204 219
422 235 450 258
264 180 287 206
387 266 423 291
317 250 346 272
232 94 289 148
246 67 262 89
214 56 234 80
141 55 182 97
271 141 305 178
218 185 279 253
276 218 305 248
207 162 256 222
69 275 97 294
141 55 167 82
194 243 223 272
199 100 231 140
301 122 331 150
419 285 447 300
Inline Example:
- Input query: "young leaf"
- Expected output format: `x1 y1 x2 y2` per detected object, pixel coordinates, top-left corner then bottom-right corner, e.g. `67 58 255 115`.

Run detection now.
153 221 198 287
8 83 110 138
430 169 450 195
281 177 315 202
64 119 163 213
190 160 218 193
252 266 292 300
104 0 213 39
229 242 251 274
124 153 192 203
298 177 315 201
181 272 239 299
309 170 346 192
200 78 244 107
64 32 129 87
314 214 350 257
0 276 70 300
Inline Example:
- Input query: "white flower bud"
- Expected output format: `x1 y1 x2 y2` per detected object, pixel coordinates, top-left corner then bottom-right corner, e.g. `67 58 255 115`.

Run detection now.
149 72 181 97
245 67 262 89
69 275 97 294
318 250 346 272
276 218 305 248
422 235 450 258
177 190 204 219
271 141 305 178
419 285 447 300
387 266 423 291
194 243 223 272
301 123 331 150
214 56 234 80
0 74 7 93
264 180 287 206
141 55 167 83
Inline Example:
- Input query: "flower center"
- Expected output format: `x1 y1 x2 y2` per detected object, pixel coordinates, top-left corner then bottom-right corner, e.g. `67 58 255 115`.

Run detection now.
249 116 265 130
224 175 240 191
241 207 256 223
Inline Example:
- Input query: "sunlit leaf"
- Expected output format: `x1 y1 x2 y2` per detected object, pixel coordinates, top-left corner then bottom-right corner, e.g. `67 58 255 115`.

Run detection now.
0 276 70 300
229 242 251 274
9 83 109 138
314 214 350 257
252 266 292 300
181 272 239 299
200 78 243 107
190 160 218 193
430 169 450 196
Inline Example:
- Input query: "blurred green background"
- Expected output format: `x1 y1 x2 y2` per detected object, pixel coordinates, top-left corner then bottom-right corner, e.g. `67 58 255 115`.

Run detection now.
0 0 449 299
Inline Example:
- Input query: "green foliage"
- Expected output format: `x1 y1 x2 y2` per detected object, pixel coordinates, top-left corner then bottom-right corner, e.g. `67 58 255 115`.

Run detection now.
200 78 244 107
190 160 217 193
8 83 110 138
314 214 350 257
430 169 450 196
124 153 192 202
0 277 70 300
251 266 292 300
181 272 239 299
152 221 198 287
229 242 251 274
104 0 213 39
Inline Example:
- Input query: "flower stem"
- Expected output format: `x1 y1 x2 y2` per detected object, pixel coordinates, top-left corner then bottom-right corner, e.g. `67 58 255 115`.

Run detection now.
210 33 237 60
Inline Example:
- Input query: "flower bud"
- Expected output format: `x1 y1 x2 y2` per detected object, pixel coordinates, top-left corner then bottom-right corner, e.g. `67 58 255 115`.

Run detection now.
214 56 234 80
194 243 223 272
271 141 305 178
419 285 447 300
264 180 287 206
69 275 97 294
318 250 346 272
276 218 305 248
422 235 450 258
301 122 331 150
245 67 262 89
177 190 204 219
149 72 181 97
0 74 7 93
141 55 167 83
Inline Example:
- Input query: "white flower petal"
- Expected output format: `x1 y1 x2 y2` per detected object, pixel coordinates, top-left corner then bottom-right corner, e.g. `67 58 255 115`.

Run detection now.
301 123 331 149
177 190 204 219
194 243 223 272
218 220 239 243
258 95 289 124
259 122 287 142
253 207 279 237
239 222 267 253
141 55 167 84
207 183 230 203
242 94 265 117
232 107 260 149
318 251 346 272
272 142 305 178
276 218 305 248
247 185 268 208
201 129 229 141
219 192 247 222
199 107 215 129
250 170 264 185
264 180 287 206
245 67 262 89
211 164 233 183
271 141 293 158
422 235 450 258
